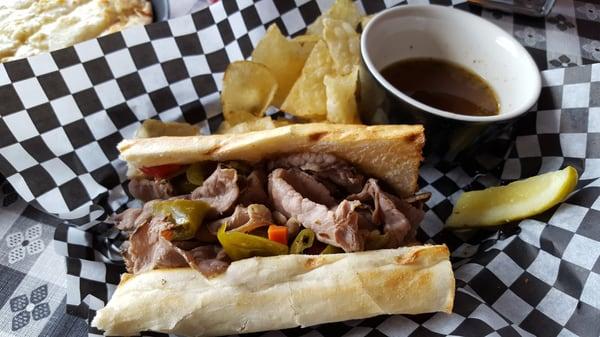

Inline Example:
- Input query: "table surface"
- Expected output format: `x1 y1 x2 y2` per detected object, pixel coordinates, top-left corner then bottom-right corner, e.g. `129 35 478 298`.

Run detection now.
0 0 599 336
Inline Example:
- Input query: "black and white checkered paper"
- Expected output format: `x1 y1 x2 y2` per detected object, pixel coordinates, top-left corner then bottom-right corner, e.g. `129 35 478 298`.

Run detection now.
0 1 598 336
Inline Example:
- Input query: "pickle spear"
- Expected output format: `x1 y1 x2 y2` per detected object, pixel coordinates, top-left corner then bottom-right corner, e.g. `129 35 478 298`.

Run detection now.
446 166 578 228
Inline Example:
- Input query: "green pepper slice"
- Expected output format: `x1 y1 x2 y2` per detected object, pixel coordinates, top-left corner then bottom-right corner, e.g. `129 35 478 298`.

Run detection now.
217 224 288 261
320 245 344 254
290 228 315 254
365 231 390 250
186 163 205 186
153 199 211 241
171 174 197 194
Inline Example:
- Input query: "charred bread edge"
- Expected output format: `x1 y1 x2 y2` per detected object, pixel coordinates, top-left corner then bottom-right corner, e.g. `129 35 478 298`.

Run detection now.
92 244 454 336
118 123 425 197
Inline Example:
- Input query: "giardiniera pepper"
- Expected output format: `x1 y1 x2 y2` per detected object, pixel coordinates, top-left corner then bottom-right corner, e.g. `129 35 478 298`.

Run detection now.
365 230 390 250
289 228 315 254
153 199 211 241
185 162 205 186
320 245 344 254
217 223 288 261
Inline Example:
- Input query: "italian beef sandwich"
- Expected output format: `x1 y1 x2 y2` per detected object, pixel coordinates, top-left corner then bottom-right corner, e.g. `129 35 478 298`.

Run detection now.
92 123 455 336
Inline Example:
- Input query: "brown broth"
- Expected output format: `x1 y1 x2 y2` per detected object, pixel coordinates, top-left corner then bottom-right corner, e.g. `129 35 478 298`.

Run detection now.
380 58 499 116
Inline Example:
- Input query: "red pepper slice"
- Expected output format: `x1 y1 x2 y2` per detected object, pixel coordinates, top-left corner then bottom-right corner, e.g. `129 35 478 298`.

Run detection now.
140 164 183 179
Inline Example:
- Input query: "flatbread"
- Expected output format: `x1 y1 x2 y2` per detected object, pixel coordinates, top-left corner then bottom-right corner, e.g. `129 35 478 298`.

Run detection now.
92 245 454 336
0 0 153 62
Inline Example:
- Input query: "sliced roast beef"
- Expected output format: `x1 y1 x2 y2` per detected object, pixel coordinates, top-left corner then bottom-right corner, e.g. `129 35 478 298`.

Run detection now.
272 211 287 225
348 179 424 246
125 213 230 277
269 168 363 252
355 205 378 231
128 178 174 201
176 245 230 277
388 193 426 243
206 204 273 235
120 152 427 277
275 168 336 207
113 200 158 233
269 152 365 193
227 205 252 229
284 216 301 239
191 165 239 216
231 204 273 233
113 208 142 233
238 169 269 206
125 216 188 274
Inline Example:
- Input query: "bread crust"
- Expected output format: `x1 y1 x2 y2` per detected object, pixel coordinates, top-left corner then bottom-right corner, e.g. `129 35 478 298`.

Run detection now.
118 123 425 197
92 245 454 336
96 123 454 337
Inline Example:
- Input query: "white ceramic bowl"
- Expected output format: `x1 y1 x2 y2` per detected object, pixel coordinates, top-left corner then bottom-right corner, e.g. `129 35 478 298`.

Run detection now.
361 5 541 123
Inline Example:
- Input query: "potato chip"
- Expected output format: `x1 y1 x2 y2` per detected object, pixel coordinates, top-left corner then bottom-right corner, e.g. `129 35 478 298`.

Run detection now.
360 15 374 32
291 34 320 44
217 117 289 134
252 25 315 107
135 119 199 138
324 66 360 124
291 34 320 57
280 40 334 120
221 61 278 125
306 0 362 36
322 18 360 75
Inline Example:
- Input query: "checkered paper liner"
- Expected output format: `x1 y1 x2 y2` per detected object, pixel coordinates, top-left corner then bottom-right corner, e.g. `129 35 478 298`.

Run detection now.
0 1 598 336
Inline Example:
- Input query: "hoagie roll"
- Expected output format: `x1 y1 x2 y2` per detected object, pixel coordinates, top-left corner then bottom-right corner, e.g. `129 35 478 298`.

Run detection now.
92 123 454 336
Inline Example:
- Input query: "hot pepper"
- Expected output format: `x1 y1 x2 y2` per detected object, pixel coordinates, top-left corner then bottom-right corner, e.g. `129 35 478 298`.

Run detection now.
290 228 316 254
365 230 390 250
217 224 288 261
153 199 211 241
320 245 344 254
185 162 205 186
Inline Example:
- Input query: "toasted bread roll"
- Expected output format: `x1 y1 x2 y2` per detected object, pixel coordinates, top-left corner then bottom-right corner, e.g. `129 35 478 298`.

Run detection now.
92 245 454 336
118 123 425 197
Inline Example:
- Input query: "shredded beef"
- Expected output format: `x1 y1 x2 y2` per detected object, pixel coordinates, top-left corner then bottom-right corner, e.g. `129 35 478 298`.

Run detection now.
128 178 174 201
269 168 363 252
191 165 239 216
